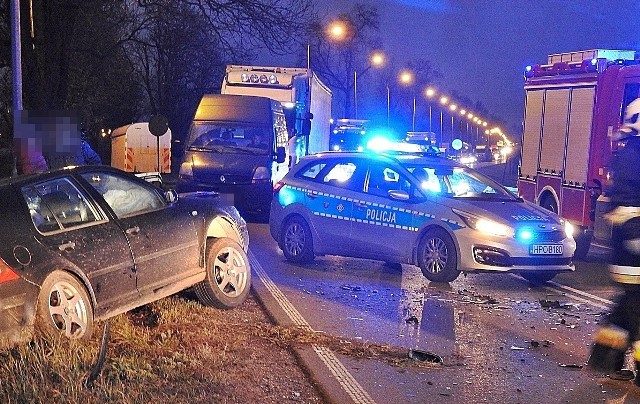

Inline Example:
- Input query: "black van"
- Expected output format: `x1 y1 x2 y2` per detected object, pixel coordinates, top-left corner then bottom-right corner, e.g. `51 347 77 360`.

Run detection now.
177 94 289 216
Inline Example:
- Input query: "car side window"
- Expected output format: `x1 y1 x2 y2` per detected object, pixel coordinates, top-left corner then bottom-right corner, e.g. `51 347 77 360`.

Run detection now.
22 177 100 233
298 162 327 180
321 162 359 190
366 164 412 198
81 172 165 218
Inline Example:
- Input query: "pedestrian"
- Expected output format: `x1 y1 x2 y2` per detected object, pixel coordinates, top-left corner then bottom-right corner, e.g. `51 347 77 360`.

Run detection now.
45 129 102 169
588 97 640 383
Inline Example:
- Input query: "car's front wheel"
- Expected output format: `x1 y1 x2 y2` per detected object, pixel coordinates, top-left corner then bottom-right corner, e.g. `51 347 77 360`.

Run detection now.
281 216 315 263
36 270 94 341
520 271 556 285
418 228 460 283
194 237 251 309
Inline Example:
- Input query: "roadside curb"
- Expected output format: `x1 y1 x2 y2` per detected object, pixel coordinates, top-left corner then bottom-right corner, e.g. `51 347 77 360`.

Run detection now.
249 252 375 404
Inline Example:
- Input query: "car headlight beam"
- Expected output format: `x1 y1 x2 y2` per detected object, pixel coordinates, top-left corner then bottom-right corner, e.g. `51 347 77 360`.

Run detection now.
453 208 514 238
563 220 575 239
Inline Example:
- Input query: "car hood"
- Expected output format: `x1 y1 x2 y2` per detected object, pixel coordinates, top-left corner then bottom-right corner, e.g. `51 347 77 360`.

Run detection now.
439 197 562 226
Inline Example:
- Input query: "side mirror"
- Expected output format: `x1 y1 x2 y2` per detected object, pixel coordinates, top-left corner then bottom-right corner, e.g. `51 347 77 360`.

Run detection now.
301 112 313 137
164 189 178 203
388 190 410 201
275 146 286 163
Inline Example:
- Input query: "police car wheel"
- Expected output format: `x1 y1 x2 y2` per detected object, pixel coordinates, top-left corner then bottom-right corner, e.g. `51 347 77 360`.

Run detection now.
418 228 460 283
520 271 556 285
281 216 315 263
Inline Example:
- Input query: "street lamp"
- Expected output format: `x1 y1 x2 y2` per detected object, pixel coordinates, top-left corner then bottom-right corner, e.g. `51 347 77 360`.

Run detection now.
354 51 385 119
449 104 457 140
425 87 436 133
439 96 448 144
399 69 416 131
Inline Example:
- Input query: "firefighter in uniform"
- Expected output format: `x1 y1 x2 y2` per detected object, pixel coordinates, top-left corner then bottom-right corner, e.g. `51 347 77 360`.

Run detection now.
589 98 640 382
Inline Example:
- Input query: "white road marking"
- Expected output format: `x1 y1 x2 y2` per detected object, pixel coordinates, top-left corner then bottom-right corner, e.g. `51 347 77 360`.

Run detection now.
249 251 376 404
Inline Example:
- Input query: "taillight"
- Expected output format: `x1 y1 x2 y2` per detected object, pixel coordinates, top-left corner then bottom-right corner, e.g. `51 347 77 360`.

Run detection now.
273 181 285 193
0 258 20 284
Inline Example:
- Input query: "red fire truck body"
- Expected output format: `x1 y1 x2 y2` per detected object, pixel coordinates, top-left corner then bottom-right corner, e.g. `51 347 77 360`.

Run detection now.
517 49 640 258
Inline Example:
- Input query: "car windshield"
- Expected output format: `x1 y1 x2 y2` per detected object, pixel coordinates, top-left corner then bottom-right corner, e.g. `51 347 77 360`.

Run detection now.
186 122 271 155
405 164 518 201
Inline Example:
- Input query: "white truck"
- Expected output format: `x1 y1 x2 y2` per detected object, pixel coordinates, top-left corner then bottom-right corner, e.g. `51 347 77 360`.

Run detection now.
111 122 172 185
221 65 332 165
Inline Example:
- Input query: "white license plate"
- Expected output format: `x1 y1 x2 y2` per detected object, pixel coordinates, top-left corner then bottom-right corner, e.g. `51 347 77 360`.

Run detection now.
529 244 563 255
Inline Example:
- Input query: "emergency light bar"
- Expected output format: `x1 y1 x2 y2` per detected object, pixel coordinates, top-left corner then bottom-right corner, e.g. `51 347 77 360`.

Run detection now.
524 58 602 78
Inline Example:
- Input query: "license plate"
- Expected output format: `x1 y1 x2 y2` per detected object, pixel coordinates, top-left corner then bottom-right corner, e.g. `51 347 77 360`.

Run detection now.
529 244 563 255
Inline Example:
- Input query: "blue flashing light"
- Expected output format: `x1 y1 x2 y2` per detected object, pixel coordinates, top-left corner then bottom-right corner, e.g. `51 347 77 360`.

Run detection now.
525 65 532 72
366 137 393 152
278 187 297 207
517 228 534 242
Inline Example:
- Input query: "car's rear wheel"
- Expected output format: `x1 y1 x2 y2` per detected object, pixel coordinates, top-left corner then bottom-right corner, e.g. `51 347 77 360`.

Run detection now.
36 270 94 341
194 237 251 309
418 228 460 283
281 216 315 263
520 271 556 285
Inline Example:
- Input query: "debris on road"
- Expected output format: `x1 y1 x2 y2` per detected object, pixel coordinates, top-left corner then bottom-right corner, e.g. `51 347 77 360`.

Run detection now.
408 349 443 364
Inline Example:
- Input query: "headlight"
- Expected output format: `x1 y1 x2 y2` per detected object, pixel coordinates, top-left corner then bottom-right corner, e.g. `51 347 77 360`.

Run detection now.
563 220 575 238
453 209 514 238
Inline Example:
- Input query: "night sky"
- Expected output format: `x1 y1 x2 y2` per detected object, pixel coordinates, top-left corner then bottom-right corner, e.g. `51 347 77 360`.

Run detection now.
261 0 640 139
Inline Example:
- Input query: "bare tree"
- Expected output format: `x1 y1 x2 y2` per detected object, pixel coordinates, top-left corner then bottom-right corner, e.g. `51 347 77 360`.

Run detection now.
307 4 382 119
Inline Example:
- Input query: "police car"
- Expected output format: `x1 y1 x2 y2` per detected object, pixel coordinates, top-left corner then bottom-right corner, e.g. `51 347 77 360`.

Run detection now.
269 151 576 283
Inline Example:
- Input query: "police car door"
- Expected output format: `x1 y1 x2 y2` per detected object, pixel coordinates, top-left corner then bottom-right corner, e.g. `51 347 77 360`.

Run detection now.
304 158 363 255
350 161 416 261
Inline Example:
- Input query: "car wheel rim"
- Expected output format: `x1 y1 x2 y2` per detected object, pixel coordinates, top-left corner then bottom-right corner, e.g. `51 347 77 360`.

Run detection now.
213 246 248 297
424 237 448 274
47 280 89 339
284 223 305 256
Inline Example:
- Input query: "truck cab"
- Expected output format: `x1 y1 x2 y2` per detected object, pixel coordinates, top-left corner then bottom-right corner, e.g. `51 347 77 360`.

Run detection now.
177 94 289 217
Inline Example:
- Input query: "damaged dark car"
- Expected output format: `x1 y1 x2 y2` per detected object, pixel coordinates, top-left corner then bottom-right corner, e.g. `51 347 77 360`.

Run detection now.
0 165 250 347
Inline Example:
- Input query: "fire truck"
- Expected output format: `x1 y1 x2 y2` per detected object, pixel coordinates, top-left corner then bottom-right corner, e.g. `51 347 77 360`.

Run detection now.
517 49 640 259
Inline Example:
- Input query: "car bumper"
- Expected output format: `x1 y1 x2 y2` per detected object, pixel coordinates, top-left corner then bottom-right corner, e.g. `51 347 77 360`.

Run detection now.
455 231 576 274
0 278 39 348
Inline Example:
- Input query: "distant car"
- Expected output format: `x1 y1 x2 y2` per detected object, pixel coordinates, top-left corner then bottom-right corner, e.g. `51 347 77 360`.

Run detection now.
0 165 250 347
269 151 576 284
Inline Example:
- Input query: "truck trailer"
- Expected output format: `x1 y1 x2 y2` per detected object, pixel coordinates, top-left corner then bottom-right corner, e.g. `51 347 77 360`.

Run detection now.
221 65 332 165
517 49 640 258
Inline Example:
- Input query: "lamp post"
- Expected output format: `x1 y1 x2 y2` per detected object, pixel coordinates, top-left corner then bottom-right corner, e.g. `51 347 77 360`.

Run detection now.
425 87 436 134
354 51 385 119
439 96 448 144
399 69 415 131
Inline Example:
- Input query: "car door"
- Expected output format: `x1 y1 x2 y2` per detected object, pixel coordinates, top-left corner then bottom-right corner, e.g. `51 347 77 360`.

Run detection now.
301 158 366 255
22 176 138 314
349 161 417 261
80 171 200 297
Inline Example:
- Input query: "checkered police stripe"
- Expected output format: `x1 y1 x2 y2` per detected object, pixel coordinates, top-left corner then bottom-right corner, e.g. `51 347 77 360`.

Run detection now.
286 185 462 230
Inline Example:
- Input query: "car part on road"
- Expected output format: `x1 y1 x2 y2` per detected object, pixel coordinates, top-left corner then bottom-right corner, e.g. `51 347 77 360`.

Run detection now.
281 216 315 263
36 270 94 341
408 349 443 364
194 237 251 309
418 228 460 282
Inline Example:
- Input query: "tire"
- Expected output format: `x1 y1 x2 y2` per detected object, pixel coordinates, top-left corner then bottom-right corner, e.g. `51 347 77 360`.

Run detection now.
36 270 94 341
281 216 315 263
520 271 556 285
194 238 251 309
572 231 592 260
418 228 460 283
540 196 558 214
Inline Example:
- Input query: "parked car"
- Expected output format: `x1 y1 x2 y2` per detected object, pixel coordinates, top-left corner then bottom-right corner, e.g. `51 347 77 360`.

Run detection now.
269 151 576 284
0 165 250 347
